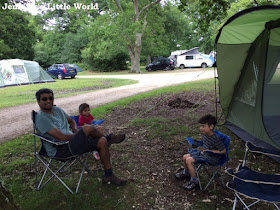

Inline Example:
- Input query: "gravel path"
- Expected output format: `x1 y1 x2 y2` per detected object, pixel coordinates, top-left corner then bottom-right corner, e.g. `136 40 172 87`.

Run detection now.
0 69 214 143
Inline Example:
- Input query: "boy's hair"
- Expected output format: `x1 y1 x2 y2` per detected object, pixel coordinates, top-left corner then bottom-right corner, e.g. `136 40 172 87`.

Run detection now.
198 114 217 127
79 103 90 114
35 88 53 101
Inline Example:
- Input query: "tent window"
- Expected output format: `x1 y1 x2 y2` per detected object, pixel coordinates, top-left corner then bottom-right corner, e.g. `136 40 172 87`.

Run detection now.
13 65 25 74
268 62 280 84
235 62 258 107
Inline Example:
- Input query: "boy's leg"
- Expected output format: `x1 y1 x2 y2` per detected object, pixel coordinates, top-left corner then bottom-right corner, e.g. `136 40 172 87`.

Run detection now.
182 156 199 190
175 154 191 179
185 156 196 178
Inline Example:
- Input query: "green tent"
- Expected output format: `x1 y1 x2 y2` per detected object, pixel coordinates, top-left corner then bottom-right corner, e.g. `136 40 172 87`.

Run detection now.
215 6 280 149
0 59 55 87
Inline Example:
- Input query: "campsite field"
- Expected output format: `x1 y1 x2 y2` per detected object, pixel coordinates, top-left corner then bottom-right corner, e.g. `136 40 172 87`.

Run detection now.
0 79 279 209
0 78 137 109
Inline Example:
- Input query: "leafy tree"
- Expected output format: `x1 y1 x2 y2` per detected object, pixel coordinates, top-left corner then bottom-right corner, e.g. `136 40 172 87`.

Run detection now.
0 9 36 60
111 0 161 73
142 3 193 64
81 14 129 71
225 0 280 20
36 0 102 32
178 0 231 52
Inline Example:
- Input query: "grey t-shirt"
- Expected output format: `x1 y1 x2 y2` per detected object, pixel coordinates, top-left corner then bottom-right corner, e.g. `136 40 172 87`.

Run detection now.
35 106 73 157
203 132 225 164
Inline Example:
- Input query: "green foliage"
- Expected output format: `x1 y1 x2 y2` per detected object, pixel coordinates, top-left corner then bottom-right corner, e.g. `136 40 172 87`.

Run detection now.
142 3 192 62
37 0 101 32
82 14 129 71
0 9 36 60
225 0 280 21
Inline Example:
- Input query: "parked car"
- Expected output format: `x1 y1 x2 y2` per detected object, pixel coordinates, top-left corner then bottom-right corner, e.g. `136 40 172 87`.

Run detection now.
176 54 214 69
46 64 77 79
69 64 83 72
146 57 175 71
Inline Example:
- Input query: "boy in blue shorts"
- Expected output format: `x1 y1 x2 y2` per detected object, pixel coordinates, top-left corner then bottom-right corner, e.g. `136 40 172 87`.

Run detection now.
175 114 226 190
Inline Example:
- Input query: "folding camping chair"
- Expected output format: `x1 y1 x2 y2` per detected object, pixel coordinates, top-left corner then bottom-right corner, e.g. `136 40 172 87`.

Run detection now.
31 110 94 194
187 130 230 191
70 115 104 128
226 142 280 209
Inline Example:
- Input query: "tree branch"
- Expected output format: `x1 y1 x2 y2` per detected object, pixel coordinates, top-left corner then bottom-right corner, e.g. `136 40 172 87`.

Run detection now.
137 0 161 20
134 0 139 16
114 0 123 12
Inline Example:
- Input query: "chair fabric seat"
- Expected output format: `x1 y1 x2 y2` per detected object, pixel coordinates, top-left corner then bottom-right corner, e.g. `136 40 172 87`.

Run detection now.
227 166 280 184
228 178 280 203
226 142 280 209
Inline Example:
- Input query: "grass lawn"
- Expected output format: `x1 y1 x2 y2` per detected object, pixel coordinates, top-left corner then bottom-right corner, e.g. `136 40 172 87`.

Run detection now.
0 78 137 109
1 78 278 209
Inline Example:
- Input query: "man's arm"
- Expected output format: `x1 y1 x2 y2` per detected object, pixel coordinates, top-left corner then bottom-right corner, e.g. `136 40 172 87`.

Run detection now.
68 116 79 133
48 128 74 141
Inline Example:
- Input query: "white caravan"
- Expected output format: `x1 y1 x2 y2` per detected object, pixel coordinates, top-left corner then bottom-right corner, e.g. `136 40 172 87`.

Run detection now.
176 53 214 69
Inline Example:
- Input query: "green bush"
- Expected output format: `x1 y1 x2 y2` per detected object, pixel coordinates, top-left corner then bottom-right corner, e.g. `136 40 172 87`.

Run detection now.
88 52 129 72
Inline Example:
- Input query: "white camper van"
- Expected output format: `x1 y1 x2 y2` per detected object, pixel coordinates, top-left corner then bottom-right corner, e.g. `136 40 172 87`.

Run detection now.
176 53 213 69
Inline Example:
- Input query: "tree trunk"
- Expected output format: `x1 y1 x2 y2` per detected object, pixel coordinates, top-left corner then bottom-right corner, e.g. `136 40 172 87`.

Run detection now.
147 55 151 65
129 33 142 74
0 182 20 210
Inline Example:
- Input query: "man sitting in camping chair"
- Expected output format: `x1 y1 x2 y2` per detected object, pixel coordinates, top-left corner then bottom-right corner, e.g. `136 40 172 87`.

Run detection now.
35 88 127 186
175 114 227 190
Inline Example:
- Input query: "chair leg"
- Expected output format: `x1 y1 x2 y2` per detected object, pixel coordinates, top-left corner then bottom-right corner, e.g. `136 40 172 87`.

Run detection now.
195 164 203 190
235 193 250 210
274 203 280 210
37 158 52 190
232 196 238 210
202 165 222 191
75 153 90 193
37 157 74 193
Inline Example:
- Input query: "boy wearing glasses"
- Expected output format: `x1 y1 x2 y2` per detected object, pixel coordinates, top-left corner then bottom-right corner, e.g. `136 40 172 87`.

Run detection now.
35 88 127 186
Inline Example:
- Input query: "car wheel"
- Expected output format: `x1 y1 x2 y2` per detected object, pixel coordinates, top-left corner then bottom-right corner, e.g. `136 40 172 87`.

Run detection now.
57 74 63 80
165 66 170 71
179 64 185 69
201 63 208 68
71 76 75 78
147 67 152 72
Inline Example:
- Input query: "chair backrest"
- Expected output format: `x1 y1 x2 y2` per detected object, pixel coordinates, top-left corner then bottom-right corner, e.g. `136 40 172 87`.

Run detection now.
70 115 80 126
31 110 36 125
214 130 230 153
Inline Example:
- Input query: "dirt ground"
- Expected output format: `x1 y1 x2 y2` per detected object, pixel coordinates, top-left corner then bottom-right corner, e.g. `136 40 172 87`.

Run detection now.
93 91 237 209
93 90 280 209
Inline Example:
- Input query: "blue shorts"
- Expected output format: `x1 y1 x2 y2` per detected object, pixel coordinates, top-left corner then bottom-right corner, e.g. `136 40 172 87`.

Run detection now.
189 150 205 162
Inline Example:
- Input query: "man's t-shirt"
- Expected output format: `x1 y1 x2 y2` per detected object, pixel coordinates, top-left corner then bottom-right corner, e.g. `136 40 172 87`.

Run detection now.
78 114 94 126
35 106 73 157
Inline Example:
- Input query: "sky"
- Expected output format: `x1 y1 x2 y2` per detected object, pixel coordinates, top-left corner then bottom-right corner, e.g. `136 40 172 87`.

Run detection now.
16 0 39 15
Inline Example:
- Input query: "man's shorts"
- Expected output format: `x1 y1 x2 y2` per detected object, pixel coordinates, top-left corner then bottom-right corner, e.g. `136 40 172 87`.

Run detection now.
55 128 101 158
189 150 205 162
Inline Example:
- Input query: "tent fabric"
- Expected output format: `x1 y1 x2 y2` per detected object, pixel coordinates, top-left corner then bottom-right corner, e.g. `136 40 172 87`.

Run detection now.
0 59 54 87
215 6 280 150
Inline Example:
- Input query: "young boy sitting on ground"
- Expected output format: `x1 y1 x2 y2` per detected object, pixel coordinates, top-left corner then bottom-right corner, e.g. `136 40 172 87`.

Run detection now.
175 114 226 190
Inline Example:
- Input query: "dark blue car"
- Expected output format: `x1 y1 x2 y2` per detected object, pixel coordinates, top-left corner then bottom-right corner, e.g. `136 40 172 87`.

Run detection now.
46 64 77 80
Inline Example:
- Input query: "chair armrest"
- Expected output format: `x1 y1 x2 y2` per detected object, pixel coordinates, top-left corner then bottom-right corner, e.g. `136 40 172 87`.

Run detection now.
246 142 280 157
204 150 226 156
226 165 280 185
93 119 104 126
186 137 203 147
32 133 69 145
